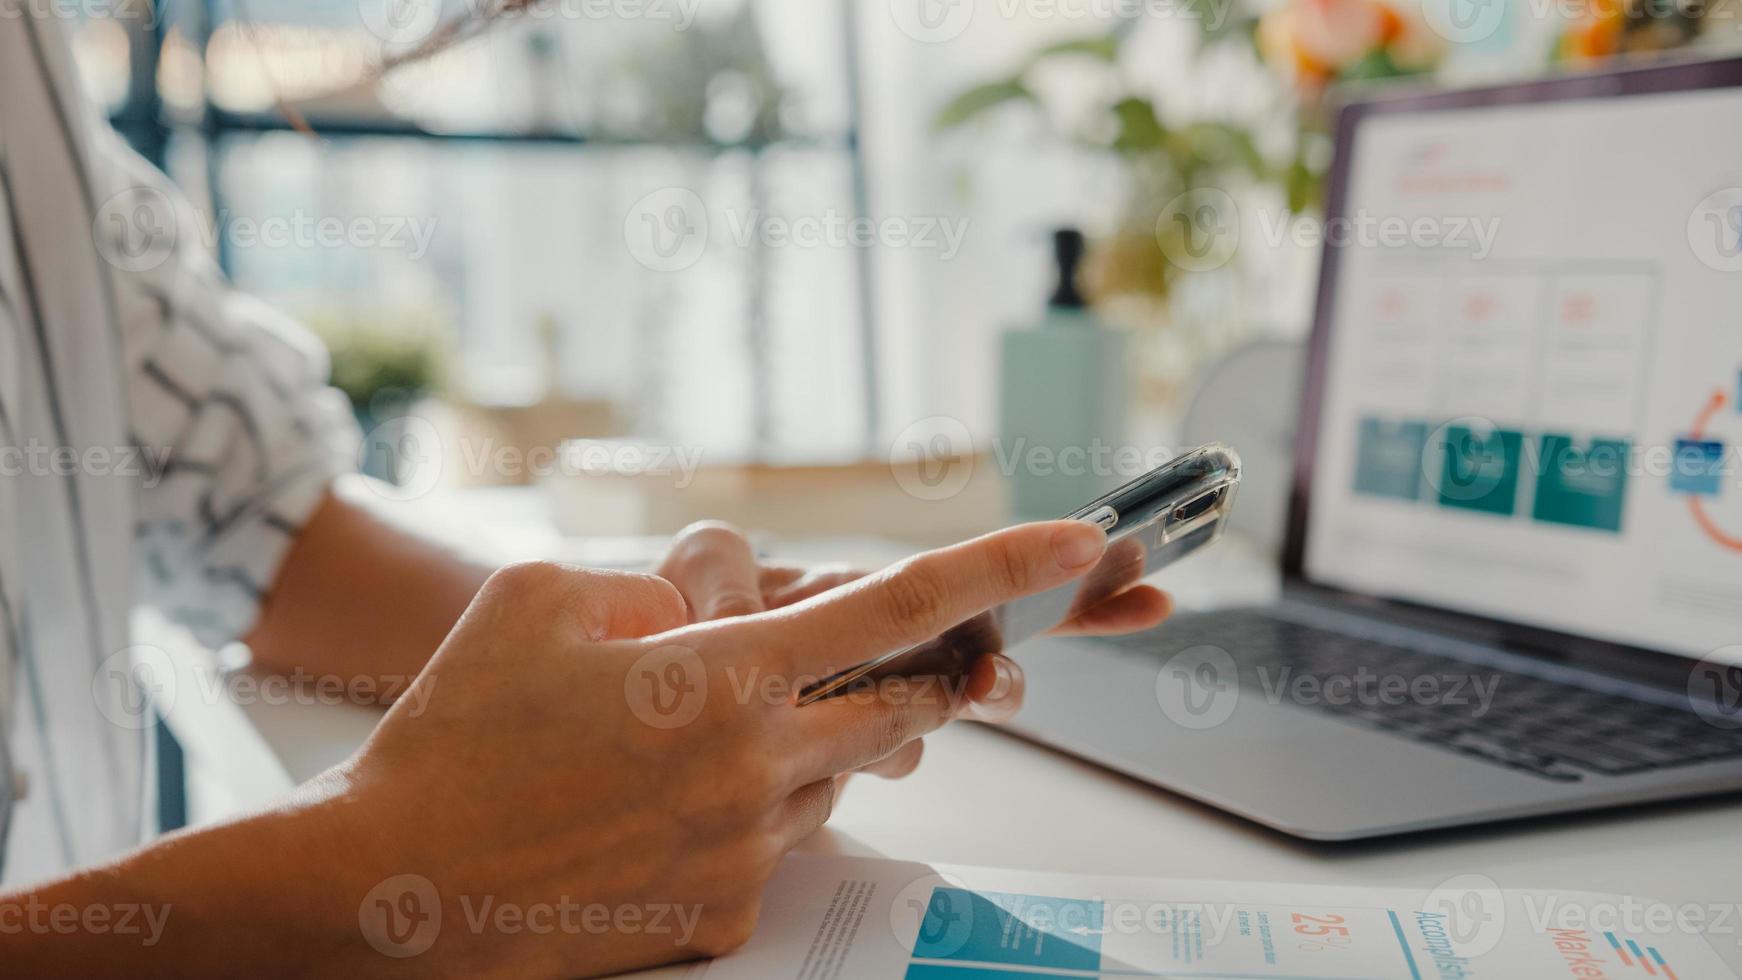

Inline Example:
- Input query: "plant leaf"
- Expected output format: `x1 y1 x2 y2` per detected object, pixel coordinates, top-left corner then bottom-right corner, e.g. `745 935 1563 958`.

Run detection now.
1110 96 1167 153
1179 121 1267 176
1028 33 1122 65
933 79 1036 130
1340 48 1402 82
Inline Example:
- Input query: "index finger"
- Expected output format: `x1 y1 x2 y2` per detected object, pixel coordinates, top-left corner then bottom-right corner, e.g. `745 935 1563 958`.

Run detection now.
775 520 1107 674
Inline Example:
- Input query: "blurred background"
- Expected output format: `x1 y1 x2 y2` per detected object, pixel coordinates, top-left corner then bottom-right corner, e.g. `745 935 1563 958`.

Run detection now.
63 0 1742 840
69 0 1742 549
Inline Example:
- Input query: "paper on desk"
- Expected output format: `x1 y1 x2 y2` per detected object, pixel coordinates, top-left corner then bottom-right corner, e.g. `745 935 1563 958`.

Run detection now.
696 853 1736 980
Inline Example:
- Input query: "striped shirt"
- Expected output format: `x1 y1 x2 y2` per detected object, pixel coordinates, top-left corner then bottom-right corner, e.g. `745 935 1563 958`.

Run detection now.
0 15 357 886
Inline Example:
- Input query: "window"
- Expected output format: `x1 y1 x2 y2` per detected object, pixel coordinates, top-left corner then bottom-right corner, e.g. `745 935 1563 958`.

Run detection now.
87 0 878 462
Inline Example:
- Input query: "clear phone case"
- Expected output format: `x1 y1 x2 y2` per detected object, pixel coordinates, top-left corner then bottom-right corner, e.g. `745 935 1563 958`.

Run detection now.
797 444 1241 704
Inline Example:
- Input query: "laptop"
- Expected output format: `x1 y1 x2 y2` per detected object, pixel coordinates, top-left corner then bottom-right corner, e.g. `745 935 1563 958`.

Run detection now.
1005 55 1742 840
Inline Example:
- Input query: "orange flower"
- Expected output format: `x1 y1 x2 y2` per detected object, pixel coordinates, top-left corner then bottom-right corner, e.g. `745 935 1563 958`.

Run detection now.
1258 8 1333 88
1295 0 1390 71
1260 0 1443 90
1384 2 1445 70
1557 3 1627 61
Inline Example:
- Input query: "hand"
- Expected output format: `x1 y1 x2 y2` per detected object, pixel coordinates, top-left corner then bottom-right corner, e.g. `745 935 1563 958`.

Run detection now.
334 520 1117 977
654 521 1173 726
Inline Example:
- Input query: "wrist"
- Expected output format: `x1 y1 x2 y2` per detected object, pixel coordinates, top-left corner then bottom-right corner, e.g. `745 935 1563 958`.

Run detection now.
5 764 398 978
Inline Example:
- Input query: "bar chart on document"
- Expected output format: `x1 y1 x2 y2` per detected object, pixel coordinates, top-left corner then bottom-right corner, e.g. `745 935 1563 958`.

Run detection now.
694 855 1738 979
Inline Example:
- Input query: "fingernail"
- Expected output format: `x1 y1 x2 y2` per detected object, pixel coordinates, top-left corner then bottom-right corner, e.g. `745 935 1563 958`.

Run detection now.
987 656 1018 702
965 656 1022 722
1051 522 1107 570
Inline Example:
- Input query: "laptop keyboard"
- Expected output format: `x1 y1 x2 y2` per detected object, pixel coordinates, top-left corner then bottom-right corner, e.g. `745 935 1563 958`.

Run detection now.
1103 611 1742 782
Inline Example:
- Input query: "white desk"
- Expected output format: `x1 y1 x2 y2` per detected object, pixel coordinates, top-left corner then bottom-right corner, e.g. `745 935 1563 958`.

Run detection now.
183 523 1742 974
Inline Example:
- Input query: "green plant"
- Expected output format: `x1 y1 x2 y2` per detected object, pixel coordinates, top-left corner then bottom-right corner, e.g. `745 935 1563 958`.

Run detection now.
934 10 1443 300
302 307 447 412
933 28 1275 299
936 31 1268 186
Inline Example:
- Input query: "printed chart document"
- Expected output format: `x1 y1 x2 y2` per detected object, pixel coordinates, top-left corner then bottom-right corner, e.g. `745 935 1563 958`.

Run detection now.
694 853 1736 979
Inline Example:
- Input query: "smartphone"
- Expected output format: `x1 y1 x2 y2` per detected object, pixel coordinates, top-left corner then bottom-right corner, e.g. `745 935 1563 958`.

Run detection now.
796 443 1241 705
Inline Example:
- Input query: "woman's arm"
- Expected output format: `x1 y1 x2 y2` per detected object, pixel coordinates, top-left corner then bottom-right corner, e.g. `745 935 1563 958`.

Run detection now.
0 774 375 977
241 477 491 693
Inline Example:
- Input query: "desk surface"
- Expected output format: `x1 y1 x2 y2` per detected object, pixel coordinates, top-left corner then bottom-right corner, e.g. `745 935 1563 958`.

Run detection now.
212 523 1742 974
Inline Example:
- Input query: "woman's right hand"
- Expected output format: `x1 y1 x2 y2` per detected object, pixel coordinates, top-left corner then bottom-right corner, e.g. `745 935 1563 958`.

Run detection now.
330 518 1113 978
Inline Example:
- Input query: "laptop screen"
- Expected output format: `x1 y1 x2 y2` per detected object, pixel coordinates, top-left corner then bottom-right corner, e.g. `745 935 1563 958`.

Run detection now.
1301 74 1742 663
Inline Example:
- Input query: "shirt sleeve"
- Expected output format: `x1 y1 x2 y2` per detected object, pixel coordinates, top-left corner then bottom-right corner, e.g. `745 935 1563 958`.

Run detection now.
95 130 360 649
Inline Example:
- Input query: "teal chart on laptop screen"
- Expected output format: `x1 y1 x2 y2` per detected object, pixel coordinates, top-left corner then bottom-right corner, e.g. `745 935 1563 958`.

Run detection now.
1304 86 1742 664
